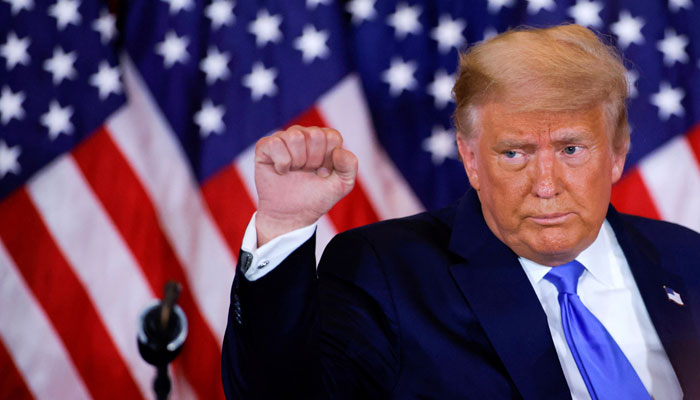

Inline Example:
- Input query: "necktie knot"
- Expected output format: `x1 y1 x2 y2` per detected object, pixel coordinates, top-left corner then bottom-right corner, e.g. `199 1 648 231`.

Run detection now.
544 260 585 294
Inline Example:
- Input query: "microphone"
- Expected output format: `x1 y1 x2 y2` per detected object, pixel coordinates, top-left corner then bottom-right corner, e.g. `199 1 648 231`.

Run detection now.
138 281 188 400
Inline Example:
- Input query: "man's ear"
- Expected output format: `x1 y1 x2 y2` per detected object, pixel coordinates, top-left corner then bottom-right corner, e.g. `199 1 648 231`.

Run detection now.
457 133 480 191
611 149 626 184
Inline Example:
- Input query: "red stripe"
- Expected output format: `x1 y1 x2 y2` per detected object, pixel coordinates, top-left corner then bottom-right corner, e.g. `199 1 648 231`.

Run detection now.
686 123 700 167
0 339 33 400
287 106 381 231
201 165 256 259
611 168 661 220
0 189 144 400
71 127 225 400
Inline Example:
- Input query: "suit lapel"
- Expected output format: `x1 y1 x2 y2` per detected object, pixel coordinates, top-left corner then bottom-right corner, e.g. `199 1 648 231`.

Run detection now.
607 208 700 397
446 192 571 400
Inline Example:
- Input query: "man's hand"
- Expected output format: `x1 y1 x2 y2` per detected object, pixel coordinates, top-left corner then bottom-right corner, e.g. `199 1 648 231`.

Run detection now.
254 126 358 246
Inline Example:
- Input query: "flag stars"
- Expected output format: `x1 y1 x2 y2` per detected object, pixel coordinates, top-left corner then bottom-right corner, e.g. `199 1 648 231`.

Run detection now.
0 140 21 179
568 0 603 28
156 31 189 68
483 27 499 41
194 100 225 138
48 0 82 30
243 62 277 101
41 100 74 140
93 9 117 44
161 0 193 14
487 0 514 14
422 127 457 165
611 11 644 49
205 0 235 30
249 9 283 47
306 0 330 9
90 62 122 100
650 82 684 120
526 0 555 15
3 0 33 15
0 86 25 124
43 47 77 85
200 47 230 84
427 70 455 108
387 3 422 39
346 0 376 24
657 29 689 66
431 15 466 53
382 58 417 96
669 0 692 12
0 32 30 70
294 25 330 64
625 69 639 98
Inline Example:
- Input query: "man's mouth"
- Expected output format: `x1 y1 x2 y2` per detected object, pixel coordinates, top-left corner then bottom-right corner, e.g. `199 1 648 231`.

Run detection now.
527 213 573 225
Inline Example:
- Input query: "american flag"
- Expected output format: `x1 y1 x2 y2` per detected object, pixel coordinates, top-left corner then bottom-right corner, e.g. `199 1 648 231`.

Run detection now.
0 0 698 398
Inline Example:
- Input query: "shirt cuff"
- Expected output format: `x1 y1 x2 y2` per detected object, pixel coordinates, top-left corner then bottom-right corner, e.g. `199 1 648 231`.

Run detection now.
240 212 317 281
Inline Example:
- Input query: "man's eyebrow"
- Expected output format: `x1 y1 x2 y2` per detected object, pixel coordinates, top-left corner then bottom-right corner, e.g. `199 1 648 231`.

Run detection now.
493 137 536 149
550 128 592 144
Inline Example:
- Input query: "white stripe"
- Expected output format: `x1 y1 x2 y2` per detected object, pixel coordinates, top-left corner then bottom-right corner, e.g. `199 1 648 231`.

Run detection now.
26 156 155 399
107 55 235 342
318 74 425 219
234 142 259 205
639 135 700 233
0 240 91 400
315 216 337 262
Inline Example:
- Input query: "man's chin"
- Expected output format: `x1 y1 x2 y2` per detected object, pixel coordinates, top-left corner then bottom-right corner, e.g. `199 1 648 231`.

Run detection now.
520 230 587 265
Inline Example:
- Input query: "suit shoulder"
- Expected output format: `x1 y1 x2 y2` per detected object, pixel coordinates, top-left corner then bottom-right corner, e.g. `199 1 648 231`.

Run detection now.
618 213 700 248
334 206 454 249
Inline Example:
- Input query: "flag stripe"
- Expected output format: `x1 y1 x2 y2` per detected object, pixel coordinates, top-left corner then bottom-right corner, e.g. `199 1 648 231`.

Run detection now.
107 58 235 342
611 169 662 221
317 75 425 220
0 239 90 400
26 157 156 398
639 135 700 232
71 127 226 400
314 216 339 262
0 189 141 400
201 165 257 259
0 338 33 400
687 124 700 166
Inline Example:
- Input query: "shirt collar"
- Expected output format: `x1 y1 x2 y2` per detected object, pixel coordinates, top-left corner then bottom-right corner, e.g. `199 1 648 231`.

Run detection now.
519 220 618 288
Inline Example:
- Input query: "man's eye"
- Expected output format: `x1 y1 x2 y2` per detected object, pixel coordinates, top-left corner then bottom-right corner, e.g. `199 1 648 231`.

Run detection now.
563 146 579 155
504 150 518 158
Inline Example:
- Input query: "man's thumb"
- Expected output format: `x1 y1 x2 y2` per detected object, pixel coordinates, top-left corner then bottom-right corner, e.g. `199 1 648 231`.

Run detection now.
331 148 358 186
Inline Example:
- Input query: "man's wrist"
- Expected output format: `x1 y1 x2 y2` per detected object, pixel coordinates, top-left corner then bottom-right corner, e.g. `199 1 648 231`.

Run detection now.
255 210 320 247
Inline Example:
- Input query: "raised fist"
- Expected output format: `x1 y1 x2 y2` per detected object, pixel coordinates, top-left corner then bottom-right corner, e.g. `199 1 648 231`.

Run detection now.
254 126 358 246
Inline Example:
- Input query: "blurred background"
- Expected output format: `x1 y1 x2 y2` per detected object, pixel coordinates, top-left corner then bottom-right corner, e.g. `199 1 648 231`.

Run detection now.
0 0 698 398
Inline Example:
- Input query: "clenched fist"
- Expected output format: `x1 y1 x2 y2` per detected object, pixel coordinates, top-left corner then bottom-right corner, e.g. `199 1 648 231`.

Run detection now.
254 126 358 246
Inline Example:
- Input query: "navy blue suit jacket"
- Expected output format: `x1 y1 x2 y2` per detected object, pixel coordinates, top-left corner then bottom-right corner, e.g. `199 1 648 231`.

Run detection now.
221 190 700 399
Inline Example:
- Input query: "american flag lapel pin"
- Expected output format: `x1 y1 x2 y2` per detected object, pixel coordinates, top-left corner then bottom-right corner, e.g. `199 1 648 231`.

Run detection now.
663 286 684 306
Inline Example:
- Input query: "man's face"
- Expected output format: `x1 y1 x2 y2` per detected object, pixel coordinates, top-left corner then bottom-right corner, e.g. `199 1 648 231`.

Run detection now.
457 102 626 266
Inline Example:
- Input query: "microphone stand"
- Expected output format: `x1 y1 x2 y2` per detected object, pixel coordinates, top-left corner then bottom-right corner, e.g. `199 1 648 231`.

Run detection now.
138 281 188 400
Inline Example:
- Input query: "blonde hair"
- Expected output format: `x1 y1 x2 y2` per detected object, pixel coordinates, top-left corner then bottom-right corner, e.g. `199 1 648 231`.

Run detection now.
453 24 630 154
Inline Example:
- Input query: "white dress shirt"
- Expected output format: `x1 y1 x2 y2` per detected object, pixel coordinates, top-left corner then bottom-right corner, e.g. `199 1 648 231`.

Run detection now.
519 220 682 399
240 215 682 399
240 212 317 281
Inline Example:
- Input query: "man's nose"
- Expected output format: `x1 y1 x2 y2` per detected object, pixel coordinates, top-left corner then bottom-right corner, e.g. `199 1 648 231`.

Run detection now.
533 152 559 199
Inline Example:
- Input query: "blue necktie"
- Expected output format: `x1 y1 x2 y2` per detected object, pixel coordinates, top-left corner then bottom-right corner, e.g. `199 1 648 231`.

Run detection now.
544 261 651 400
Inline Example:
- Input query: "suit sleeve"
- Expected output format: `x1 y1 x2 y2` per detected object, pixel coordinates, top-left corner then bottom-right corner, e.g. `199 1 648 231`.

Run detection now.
221 230 400 399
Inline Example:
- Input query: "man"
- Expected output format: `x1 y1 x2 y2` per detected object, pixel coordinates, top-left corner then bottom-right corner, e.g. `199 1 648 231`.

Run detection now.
221 24 700 399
